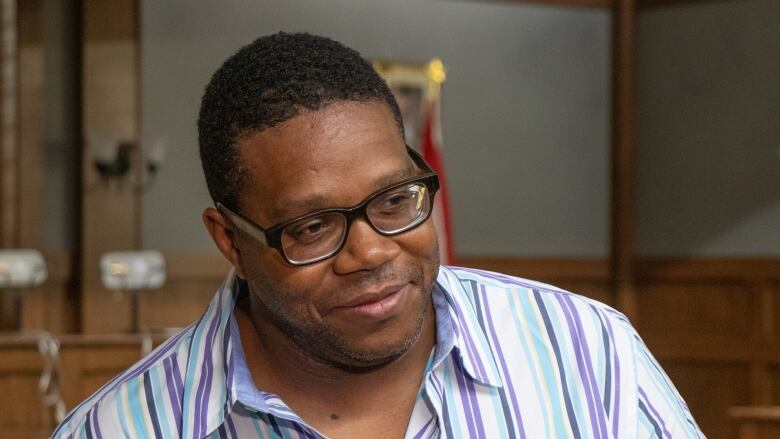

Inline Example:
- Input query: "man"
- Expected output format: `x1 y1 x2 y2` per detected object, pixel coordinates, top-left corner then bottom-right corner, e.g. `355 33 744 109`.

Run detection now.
54 32 703 438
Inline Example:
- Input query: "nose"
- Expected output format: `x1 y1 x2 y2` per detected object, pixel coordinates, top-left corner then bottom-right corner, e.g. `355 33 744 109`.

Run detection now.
331 218 400 273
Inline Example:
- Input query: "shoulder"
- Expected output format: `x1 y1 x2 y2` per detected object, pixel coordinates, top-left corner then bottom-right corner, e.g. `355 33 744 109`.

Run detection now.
51 327 194 438
440 265 629 325
438 265 637 357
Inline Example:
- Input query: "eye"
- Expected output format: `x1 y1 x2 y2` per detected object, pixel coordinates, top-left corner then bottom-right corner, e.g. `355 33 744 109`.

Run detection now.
287 217 333 243
374 186 420 215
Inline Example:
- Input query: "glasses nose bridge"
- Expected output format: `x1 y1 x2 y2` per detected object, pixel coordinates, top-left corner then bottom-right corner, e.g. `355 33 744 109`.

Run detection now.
342 199 379 235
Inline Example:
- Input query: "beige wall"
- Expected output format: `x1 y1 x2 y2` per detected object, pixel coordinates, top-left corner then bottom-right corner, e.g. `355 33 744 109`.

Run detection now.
139 0 612 257
637 0 780 256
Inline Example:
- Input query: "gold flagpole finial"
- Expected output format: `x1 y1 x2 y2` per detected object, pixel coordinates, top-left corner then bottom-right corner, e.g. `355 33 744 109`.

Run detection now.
426 59 446 84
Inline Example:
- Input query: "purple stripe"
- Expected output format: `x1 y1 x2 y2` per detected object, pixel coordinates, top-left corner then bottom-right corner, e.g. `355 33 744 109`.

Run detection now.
638 386 672 438
453 362 481 438
52 326 193 437
603 311 622 437
411 417 435 439
163 356 183 437
562 296 610 438
430 369 445 401
90 406 103 439
480 286 526 438
226 413 238 439
457 267 567 295
292 421 315 438
555 294 605 439
110 327 192 390
448 296 490 381
193 292 224 438
462 368 489 438
171 352 185 410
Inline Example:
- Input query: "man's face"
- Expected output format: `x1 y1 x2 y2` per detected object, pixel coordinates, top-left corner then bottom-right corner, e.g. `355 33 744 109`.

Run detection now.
232 101 440 370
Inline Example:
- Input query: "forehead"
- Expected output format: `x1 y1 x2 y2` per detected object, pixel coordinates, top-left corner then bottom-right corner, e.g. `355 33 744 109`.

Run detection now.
236 101 411 222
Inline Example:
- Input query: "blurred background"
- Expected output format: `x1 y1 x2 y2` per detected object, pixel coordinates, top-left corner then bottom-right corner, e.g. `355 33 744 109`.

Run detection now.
0 0 778 437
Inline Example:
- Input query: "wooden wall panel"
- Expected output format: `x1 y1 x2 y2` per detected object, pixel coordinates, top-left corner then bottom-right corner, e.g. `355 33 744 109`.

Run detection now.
59 342 143 408
770 366 780 408
0 336 156 437
664 362 751 439
137 252 229 330
0 341 56 438
20 253 77 333
638 281 754 342
80 0 140 334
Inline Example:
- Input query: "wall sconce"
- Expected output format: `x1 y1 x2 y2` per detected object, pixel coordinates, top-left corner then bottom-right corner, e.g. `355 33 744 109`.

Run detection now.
91 137 166 191
100 250 166 334
0 249 48 289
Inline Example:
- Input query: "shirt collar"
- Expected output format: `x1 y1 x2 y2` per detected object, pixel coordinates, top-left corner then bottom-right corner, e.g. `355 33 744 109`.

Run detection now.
434 265 504 388
180 269 241 439
182 265 504 437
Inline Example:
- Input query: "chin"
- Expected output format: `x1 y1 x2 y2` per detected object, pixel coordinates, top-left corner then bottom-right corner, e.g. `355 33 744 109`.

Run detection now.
323 310 428 372
328 337 418 373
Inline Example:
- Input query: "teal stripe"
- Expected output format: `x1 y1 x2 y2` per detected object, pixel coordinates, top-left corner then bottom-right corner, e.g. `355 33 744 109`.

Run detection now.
637 347 691 429
474 292 510 439
149 364 175 439
115 386 131 436
541 293 590 431
127 377 149 436
511 290 560 438
249 414 266 437
441 361 466 437
181 294 220 438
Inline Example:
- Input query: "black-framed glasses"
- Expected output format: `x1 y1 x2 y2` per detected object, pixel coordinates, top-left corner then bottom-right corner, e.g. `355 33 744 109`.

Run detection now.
217 146 440 266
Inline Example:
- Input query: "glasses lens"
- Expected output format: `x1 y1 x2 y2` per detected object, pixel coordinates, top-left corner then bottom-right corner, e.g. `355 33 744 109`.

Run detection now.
281 213 347 264
368 182 431 233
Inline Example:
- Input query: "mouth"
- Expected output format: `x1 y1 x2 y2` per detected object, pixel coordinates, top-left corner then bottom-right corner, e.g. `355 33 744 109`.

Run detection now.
336 283 411 319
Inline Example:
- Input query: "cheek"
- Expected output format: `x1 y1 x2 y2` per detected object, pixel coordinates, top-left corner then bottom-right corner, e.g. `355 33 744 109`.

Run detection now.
412 222 439 257
244 248 335 313
400 222 441 273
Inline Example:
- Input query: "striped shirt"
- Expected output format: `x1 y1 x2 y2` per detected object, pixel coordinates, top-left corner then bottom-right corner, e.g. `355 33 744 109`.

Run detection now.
53 266 703 438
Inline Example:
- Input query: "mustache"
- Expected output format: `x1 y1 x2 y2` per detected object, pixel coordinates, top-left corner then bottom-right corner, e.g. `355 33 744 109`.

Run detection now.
331 263 421 299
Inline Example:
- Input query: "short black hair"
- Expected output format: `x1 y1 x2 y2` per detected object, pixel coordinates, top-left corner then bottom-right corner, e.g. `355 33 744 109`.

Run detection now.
198 32 404 212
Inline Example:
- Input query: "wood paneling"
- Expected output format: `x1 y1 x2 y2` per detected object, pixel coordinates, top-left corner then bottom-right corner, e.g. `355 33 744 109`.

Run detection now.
611 0 639 323
639 281 754 341
0 334 159 437
79 0 140 334
728 406 780 439
0 338 58 438
17 0 44 251
137 251 229 330
665 362 751 439
20 252 77 333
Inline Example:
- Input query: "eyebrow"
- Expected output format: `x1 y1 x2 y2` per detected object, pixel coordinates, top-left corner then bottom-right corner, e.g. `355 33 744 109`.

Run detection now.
267 165 417 223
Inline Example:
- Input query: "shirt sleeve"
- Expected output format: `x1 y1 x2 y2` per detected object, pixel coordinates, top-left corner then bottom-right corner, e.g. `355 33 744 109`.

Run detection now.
628 324 706 438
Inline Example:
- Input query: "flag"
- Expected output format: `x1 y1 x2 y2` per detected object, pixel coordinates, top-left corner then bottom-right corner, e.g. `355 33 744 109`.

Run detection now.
421 95 456 265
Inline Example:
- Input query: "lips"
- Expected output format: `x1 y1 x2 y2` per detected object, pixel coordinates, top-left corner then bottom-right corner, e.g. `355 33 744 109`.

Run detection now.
336 283 410 319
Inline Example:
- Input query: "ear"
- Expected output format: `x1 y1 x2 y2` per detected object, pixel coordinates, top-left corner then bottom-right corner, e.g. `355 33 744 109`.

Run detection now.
203 207 248 279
